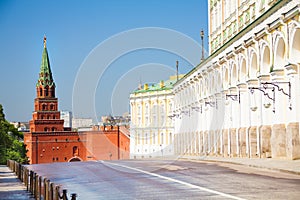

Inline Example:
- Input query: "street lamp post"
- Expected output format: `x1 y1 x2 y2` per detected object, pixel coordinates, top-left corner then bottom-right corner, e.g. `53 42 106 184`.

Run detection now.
200 30 204 62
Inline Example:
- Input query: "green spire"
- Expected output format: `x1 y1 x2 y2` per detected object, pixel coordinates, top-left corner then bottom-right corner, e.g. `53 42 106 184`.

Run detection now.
36 36 55 88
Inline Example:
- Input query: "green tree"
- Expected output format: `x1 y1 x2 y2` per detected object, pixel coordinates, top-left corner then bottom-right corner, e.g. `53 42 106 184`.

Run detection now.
0 104 28 164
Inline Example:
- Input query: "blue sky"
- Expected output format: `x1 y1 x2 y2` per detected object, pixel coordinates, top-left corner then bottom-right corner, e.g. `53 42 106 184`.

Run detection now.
0 0 208 122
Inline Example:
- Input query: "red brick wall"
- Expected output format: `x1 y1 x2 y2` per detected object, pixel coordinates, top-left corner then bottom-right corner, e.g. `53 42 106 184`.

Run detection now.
24 126 130 164
84 126 130 161
24 132 87 164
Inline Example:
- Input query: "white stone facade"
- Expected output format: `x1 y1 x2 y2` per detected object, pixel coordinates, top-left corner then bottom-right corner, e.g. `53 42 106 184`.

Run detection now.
174 0 300 159
130 77 179 159
60 110 72 128
72 118 93 129
209 0 282 54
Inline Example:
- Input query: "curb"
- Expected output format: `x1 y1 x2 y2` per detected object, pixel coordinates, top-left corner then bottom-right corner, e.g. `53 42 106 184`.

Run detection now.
178 157 300 176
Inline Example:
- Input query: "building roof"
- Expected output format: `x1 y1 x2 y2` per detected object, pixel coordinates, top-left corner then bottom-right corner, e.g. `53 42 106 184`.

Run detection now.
132 75 184 94
36 36 55 88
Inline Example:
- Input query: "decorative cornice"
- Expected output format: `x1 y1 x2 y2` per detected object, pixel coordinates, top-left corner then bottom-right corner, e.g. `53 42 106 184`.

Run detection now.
267 16 285 31
254 27 269 41
234 43 246 54
219 56 226 65
283 4 300 22
225 51 234 60
243 37 255 47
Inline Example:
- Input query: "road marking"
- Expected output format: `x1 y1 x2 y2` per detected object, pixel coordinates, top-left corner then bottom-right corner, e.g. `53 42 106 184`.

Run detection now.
102 161 247 200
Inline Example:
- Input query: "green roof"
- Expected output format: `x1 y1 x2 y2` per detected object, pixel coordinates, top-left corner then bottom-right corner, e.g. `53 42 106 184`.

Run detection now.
132 79 176 94
36 37 55 88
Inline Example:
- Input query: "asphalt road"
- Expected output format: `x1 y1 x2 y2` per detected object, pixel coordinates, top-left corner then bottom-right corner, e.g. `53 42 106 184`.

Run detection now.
26 159 300 200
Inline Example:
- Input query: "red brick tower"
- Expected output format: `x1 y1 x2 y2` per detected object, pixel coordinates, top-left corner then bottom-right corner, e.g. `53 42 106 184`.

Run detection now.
24 37 130 164
24 37 87 164
29 36 64 133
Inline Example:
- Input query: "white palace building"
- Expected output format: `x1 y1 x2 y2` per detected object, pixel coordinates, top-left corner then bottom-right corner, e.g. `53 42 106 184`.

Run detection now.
173 0 300 160
130 75 184 158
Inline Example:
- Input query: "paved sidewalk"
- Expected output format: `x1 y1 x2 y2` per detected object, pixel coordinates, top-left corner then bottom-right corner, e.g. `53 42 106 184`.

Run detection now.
181 155 300 175
0 165 34 200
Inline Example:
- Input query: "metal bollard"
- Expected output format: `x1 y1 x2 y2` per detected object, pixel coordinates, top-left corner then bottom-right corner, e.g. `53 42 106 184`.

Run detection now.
44 178 48 200
29 171 34 194
62 189 68 200
71 193 77 200
55 185 60 200
20 166 22 182
34 173 39 199
24 168 28 191
33 173 36 197
18 164 22 179
38 176 42 200
46 179 50 200
50 182 54 200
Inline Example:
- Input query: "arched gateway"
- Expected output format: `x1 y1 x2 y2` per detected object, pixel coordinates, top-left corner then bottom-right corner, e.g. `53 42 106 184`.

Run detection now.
68 157 83 162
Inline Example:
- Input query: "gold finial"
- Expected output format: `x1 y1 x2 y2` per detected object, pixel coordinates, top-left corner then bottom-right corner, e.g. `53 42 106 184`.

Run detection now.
43 35 47 48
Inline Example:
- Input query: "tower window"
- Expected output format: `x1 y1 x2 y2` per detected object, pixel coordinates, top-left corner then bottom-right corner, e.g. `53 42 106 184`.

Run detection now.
45 88 49 96
39 88 43 96
50 104 54 110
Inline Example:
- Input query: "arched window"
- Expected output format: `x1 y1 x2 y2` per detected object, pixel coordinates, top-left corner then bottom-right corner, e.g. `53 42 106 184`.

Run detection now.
45 87 49 97
39 88 43 96
240 58 247 82
224 67 229 89
145 133 148 144
231 64 237 86
291 28 300 63
50 104 54 110
52 127 56 131
274 37 285 70
250 52 258 78
261 45 271 74
44 127 48 132
42 104 47 111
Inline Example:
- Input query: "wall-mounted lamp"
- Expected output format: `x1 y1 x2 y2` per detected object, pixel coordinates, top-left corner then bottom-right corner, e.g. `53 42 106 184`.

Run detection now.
262 82 292 110
205 101 215 107
168 113 179 119
181 110 190 116
249 81 292 113
225 92 240 104
249 86 275 113
205 101 217 110
191 106 202 113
